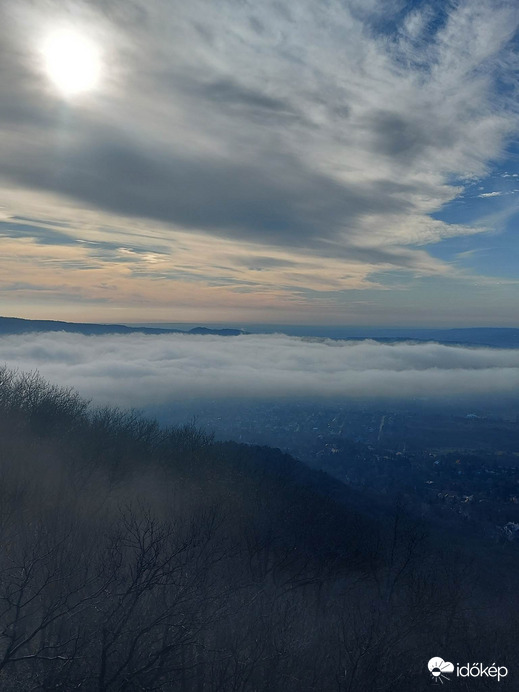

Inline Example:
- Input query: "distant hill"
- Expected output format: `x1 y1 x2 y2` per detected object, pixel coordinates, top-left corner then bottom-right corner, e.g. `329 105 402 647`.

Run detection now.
0 316 247 337
413 326 519 348
343 327 519 348
1 316 519 347
325 329 519 348
249 324 519 348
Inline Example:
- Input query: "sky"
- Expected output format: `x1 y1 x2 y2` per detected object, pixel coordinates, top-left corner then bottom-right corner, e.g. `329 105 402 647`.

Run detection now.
1 0 519 327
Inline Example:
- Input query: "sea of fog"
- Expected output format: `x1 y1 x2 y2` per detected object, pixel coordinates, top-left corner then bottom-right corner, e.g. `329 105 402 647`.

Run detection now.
0 332 518 410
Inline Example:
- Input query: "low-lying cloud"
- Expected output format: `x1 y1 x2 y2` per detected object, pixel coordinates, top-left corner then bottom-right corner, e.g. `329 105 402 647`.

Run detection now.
1 332 519 408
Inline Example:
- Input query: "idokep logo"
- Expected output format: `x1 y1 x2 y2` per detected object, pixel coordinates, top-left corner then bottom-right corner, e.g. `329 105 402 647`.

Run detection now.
428 658 454 684
427 657 509 684
456 662 508 681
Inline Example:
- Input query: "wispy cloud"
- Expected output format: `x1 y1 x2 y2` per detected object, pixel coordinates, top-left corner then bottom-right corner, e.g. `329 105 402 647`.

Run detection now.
0 0 518 319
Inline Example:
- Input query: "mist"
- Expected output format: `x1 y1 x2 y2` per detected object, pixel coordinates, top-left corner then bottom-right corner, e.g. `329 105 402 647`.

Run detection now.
0 331 518 408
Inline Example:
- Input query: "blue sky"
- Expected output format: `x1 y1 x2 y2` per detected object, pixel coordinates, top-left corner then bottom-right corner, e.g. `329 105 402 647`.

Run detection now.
0 0 518 326
431 155 519 279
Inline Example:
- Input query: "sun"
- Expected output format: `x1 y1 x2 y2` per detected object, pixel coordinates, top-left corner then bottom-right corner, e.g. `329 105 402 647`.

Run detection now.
42 28 101 97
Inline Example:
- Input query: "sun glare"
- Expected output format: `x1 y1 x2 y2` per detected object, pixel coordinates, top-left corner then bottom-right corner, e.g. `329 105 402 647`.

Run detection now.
42 28 101 96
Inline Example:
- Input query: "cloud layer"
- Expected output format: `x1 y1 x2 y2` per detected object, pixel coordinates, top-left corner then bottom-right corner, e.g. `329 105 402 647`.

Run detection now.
1 332 519 407
0 0 519 322
4 0 516 255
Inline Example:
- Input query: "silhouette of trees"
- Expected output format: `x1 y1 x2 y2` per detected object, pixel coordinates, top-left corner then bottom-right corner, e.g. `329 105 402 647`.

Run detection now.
0 366 516 690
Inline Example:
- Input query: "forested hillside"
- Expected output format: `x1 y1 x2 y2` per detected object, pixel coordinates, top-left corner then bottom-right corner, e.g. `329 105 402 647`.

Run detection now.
0 367 516 690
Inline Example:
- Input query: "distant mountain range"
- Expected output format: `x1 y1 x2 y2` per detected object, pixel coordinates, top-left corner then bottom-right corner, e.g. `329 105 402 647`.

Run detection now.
337 327 519 348
328 328 519 348
0 316 246 337
244 324 519 347
1 316 519 347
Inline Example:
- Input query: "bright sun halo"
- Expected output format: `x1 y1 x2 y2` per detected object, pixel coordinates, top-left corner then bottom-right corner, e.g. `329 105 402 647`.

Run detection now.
42 28 101 96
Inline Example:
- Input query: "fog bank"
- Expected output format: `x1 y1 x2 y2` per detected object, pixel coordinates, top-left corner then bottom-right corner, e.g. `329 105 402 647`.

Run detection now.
0 332 518 407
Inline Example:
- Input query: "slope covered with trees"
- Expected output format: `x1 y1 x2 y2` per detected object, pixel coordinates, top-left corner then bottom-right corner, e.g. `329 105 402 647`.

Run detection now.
0 366 516 690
